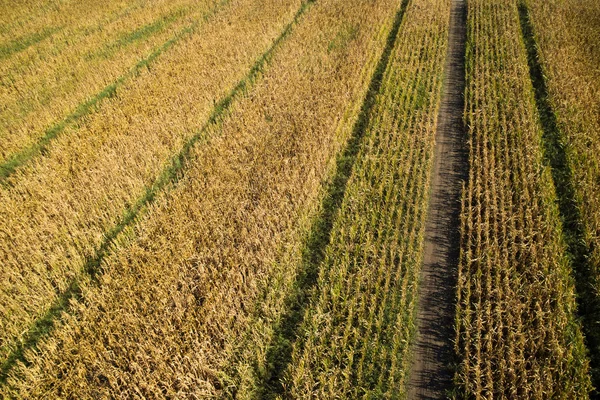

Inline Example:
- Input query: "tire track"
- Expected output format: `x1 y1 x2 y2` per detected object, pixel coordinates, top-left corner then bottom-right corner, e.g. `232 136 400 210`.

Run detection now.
406 0 467 398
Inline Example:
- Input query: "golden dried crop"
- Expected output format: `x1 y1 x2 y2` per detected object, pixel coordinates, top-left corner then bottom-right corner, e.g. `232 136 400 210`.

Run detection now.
0 0 403 396
0 0 144 45
2 0 597 397
524 0 600 389
454 0 591 397
0 0 214 163
0 0 301 366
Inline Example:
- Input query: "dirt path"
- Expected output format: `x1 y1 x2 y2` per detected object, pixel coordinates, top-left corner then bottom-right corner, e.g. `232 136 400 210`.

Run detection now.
406 0 467 398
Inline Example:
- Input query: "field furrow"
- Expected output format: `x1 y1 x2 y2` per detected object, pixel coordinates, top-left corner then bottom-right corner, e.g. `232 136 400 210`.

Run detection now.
0 0 301 371
0 0 221 168
454 0 592 397
521 0 600 391
282 0 450 397
0 0 402 396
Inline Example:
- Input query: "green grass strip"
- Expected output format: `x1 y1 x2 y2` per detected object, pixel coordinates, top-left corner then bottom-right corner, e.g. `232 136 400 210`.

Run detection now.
0 27 61 60
0 0 314 386
0 0 230 183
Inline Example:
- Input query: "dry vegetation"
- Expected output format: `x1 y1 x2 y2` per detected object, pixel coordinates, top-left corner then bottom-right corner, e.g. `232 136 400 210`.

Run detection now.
0 0 301 367
0 0 403 396
0 0 143 45
1 0 598 397
454 0 591 397
523 0 600 389
284 0 449 397
0 0 216 165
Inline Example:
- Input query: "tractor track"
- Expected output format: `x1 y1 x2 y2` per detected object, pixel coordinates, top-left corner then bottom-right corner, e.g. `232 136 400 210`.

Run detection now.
406 0 467 397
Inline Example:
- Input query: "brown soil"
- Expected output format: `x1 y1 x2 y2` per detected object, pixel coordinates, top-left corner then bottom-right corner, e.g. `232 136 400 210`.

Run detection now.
406 0 467 398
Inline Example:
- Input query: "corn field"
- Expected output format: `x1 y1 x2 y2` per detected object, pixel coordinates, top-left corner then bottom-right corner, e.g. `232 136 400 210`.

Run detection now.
523 0 600 392
454 0 591 396
0 0 597 397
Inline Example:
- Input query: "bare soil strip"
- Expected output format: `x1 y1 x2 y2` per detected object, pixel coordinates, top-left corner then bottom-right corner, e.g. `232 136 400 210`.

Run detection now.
406 0 467 398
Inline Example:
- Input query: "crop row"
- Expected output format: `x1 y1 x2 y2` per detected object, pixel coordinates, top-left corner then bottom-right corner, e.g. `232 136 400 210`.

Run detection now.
0 0 301 367
454 0 591 397
283 0 450 397
0 0 212 163
0 0 145 44
0 0 402 396
523 0 600 390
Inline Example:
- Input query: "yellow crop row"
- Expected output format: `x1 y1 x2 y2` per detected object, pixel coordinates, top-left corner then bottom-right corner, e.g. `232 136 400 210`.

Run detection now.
0 0 144 45
0 0 211 162
0 0 402 396
524 0 600 390
0 0 301 366
454 0 591 397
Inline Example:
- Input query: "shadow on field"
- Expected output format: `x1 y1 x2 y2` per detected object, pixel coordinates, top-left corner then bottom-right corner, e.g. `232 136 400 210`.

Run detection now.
256 0 411 398
518 2 600 396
